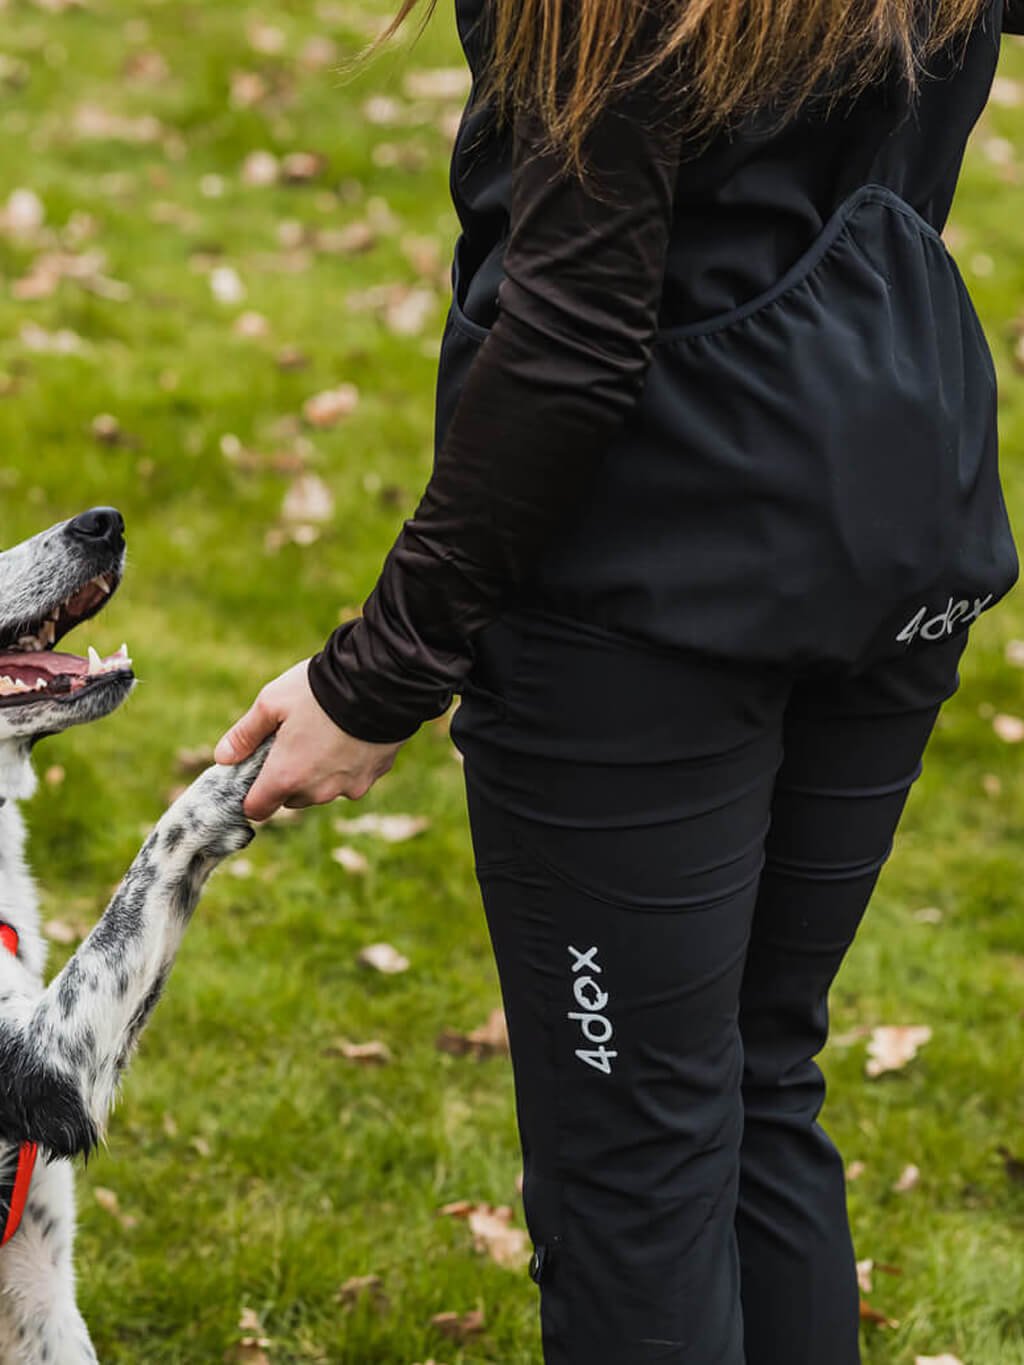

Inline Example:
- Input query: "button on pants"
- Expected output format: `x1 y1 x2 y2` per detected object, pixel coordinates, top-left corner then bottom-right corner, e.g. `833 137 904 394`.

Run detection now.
449 610 970 1365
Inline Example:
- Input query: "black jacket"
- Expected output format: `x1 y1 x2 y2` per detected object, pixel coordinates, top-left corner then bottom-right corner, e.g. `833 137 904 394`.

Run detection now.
308 0 1022 741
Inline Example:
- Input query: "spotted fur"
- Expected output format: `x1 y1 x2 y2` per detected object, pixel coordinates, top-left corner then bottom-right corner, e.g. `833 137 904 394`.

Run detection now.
0 516 269 1362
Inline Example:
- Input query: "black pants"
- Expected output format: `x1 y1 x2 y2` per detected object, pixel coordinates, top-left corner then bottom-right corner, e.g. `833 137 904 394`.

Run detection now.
448 609 970 1365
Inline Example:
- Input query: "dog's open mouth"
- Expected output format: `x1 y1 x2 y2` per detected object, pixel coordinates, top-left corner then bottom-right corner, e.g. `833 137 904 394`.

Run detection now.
0 569 132 706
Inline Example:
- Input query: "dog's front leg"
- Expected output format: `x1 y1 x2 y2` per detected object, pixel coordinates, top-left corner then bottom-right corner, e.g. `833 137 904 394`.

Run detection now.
0 739 271 1159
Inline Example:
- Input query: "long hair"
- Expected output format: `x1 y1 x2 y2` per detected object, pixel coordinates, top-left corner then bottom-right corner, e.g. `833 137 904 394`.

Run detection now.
376 0 988 170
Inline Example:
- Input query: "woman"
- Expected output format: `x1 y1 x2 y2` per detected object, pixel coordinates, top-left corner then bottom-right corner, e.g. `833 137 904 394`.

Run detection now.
215 1 1022 1360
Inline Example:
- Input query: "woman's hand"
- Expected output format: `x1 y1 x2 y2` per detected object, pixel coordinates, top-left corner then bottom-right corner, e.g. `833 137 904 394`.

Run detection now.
213 659 406 821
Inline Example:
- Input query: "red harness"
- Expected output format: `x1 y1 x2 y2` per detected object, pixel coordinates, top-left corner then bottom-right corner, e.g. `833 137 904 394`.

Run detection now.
0 924 37 1246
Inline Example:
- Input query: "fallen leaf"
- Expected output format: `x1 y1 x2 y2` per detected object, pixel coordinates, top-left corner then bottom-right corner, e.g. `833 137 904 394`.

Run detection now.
247 21 286 54
440 1201 529 1269
864 1025 932 1078
912 907 943 924
331 846 369 874
1005 639 1024 667
93 1186 138 1229
893 1163 920 1192
846 1160 866 1180
230 70 269 109
3 188 44 236
336 1273 389 1309
857 1258 874 1293
302 385 359 428
334 813 430 842
317 221 376 254
281 473 335 525
914 1357 964 1365
44 764 65 786
403 68 471 101
436 1007 509 1060
242 150 280 187
386 286 436 336
44 919 87 945
859 1298 899 1329
73 105 163 143
234 311 270 338
429 1307 485 1342
210 265 246 304
323 1038 392 1064
281 151 325 183
357 942 410 974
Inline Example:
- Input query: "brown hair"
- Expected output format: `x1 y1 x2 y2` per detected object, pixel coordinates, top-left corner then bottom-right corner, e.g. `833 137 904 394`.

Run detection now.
377 0 987 170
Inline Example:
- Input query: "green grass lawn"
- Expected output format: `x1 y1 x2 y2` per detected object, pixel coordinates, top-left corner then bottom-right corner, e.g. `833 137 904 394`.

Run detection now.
1 2 1023 1361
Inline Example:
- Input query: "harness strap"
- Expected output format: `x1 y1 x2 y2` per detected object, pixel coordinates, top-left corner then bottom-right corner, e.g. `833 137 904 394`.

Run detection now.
0 924 37 1247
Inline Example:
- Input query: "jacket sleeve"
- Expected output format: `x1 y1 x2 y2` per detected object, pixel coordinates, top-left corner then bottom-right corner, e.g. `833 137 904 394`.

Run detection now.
1005 0 1024 32
306 62 683 742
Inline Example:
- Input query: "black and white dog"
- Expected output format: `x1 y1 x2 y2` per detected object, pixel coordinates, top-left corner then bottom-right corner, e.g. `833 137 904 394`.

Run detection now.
0 508 266 1362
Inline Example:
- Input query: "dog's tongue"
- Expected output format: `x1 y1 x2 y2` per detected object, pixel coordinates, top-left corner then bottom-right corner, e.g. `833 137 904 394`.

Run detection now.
0 651 90 680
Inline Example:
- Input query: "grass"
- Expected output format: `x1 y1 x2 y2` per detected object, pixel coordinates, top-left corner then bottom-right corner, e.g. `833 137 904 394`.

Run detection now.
0 1 1023 1361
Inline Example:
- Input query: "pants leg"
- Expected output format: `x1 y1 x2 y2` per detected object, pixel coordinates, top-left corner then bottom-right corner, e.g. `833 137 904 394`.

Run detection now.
454 620 793 1365
735 631 970 1365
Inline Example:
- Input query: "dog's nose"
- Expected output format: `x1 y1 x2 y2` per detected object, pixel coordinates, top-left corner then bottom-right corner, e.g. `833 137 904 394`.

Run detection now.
66 506 125 551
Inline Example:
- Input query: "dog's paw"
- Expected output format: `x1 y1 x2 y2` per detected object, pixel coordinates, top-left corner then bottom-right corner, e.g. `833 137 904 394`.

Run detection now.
159 738 272 862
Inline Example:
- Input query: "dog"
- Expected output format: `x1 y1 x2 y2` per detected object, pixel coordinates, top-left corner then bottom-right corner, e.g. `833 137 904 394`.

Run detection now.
0 507 267 1362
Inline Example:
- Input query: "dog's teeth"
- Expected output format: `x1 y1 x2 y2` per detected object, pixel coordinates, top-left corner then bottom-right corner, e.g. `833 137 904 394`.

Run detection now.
117 642 130 661
87 645 103 675
94 574 112 596
34 679 46 690
16 635 39 651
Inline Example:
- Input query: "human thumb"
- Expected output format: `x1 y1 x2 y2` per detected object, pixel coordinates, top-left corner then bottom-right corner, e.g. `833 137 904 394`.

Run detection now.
215 701 276 765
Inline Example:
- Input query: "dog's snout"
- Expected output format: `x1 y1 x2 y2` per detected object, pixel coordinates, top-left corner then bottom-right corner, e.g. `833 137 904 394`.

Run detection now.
66 506 125 551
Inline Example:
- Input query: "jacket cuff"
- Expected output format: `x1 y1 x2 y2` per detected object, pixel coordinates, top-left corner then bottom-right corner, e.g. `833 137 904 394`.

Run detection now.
306 621 437 744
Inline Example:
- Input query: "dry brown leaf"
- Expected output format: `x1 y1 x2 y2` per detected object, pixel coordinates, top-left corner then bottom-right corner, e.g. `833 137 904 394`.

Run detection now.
44 919 87 945
859 1298 899 1329
323 1038 392 1065
211 265 245 304
912 907 943 924
403 68 471 101
893 1163 920 1192
357 942 410 974
73 105 163 143
44 764 65 786
1005 639 1024 667
429 1307 485 1342
864 1025 932 1078
336 1273 389 1309
234 311 271 339
94 1186 138 1230
247 21 286 54
436 1007 509 1060
302 385 359 428
316 221 376 255
300 35 339 70
993 709 1024 742
281 151 325 183
857 1258 874 1293
281 473 335 525
230 70 269 109
846 1159 866 1181
439 1202 529 1269
386 287 436 336
334 812 430 842
331 846 369 874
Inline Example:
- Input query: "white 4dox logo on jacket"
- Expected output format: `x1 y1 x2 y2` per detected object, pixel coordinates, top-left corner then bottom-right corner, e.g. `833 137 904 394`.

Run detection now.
896 594 993 645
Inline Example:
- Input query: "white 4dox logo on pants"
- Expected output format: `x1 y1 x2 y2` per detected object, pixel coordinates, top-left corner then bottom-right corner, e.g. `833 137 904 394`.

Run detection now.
568 944 617 1074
